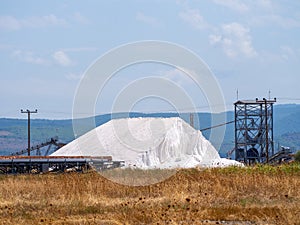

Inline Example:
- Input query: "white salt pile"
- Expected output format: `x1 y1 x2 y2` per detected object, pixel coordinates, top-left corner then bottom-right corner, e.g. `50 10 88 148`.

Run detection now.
52 117 242 168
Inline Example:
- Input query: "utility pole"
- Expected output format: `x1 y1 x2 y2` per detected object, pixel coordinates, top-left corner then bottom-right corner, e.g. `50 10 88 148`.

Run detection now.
21 109 38 156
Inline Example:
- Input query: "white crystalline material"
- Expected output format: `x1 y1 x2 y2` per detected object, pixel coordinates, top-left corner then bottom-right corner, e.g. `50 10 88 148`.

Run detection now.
52 117 242 168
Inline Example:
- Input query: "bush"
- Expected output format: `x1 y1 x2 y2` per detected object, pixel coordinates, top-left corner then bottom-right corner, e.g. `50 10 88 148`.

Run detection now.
295 150 300 162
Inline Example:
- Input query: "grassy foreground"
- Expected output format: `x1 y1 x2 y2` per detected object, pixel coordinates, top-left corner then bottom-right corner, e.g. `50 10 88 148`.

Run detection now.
0 164 300 225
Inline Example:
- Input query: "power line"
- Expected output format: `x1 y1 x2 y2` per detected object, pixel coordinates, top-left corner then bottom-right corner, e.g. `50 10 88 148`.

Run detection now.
200 120 236 132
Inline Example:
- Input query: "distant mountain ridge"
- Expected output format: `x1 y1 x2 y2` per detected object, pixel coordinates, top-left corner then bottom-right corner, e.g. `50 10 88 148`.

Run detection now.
0 104 299 156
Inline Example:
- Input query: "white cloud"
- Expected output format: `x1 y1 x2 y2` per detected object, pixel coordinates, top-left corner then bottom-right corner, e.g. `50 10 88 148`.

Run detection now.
212 0 274 13
0 16 21 30
162 67 194 86
53 51 73 66
0 14 67 31
72 12 90 24
36 14 67 27
280 46 296 61
65 72 83 80
209 34 222 45
245 1 299 28
0 44 13 51
179 8 209 30
61 47 98 52
250 14 300 28
209 22 257 58
11 50 50 65
136 12 161 27
255 0 273 10
212 0 249 13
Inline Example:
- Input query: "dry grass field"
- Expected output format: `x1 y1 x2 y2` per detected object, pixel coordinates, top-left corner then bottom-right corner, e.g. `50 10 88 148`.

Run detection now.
0 164 300 225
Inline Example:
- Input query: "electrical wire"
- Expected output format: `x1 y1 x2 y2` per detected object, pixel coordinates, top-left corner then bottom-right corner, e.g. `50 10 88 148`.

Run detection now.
200 120 236 131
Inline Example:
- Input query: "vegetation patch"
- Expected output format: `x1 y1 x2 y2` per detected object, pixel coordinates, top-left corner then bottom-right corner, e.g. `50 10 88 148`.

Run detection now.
0 163 299 224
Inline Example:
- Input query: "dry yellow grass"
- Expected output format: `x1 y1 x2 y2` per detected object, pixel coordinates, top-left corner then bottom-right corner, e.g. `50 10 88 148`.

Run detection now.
0 164 300 225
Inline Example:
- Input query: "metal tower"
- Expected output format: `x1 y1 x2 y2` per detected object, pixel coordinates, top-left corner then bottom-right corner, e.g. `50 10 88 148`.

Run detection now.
234 98 276 164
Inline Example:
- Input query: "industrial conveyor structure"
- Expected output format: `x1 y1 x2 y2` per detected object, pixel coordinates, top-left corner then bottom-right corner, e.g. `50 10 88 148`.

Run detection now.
2 136 125 174
11 136 65 156
268 146 293 164
0 156 125 174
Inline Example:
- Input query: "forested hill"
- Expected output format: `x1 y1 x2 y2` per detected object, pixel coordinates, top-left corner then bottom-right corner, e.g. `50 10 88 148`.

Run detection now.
0 104 299 156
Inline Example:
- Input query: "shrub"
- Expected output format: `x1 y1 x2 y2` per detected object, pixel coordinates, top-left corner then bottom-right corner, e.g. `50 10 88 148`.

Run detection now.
295 150 300 162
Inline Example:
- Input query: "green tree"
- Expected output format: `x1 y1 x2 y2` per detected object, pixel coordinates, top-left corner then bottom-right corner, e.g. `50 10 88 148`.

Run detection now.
295 151 300 162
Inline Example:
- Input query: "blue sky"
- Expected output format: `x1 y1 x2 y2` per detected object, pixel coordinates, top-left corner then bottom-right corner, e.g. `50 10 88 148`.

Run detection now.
0 0 299 119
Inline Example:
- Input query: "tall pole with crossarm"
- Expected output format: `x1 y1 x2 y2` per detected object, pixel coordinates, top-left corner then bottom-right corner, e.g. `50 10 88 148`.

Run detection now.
21 109 38 156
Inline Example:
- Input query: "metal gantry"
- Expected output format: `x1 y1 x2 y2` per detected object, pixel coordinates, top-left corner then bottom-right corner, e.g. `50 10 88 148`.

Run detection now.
234 98 276 164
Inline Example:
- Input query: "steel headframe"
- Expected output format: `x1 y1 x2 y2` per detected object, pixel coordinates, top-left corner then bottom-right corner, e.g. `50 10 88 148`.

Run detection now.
234 98 276 164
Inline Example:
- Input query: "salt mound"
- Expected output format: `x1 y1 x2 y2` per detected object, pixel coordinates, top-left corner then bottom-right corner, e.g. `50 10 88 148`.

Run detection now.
52 117 241 168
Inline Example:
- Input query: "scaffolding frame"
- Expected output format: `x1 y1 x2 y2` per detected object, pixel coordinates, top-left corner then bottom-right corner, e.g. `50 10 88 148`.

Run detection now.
234 98 276 164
